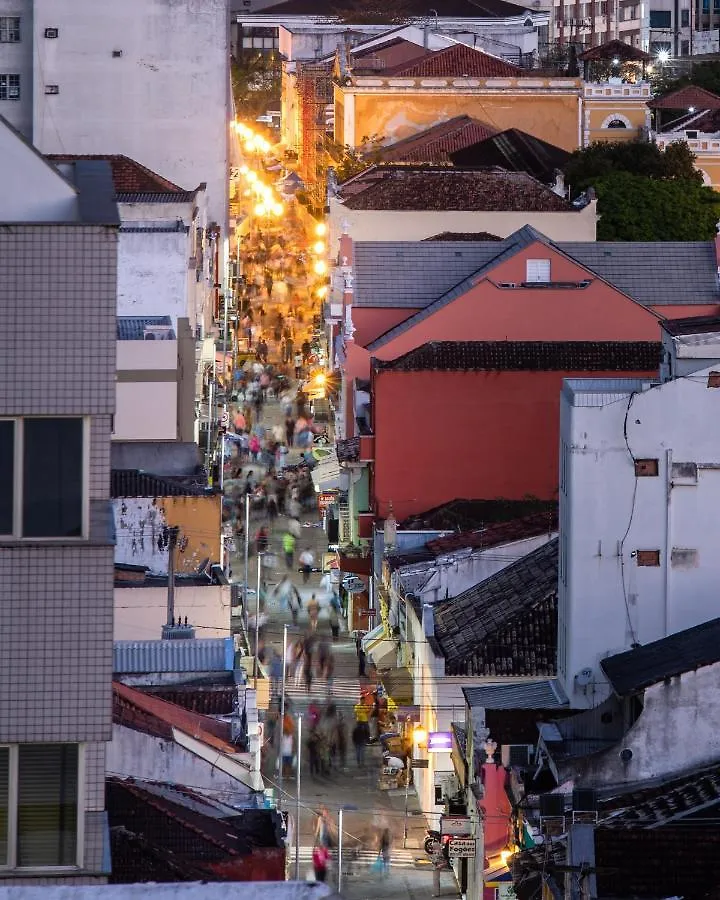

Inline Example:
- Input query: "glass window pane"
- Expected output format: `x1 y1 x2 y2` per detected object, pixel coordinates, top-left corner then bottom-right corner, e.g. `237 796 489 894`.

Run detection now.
18 745 78 867
0 747 8 865
23 419 83 537
0 422 13 534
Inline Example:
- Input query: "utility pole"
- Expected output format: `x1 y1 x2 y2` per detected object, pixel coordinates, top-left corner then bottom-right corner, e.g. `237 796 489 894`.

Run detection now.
206 372 215 486
243 493 250 635
278 624 288 801
337 808 344 893
163 526 180 638
294 714 302 881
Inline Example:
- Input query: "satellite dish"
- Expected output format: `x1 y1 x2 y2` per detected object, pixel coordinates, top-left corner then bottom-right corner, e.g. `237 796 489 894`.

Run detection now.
574 667 593 687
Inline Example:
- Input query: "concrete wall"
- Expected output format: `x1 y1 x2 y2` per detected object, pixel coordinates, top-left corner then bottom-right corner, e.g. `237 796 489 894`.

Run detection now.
114 583 230 640
107 724 251 801
570 662 720 787
32 0 230 227
117 229 191 326
559 365 720 707
113 494 221 575
115 339 179 441
0 0 33 137
329 199 598 245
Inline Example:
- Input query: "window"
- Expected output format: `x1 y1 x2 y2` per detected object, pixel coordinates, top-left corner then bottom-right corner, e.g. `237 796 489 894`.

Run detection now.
636 549 661 566
650 9 672 26
607 119 628 128
681 8 690 25
0 74 20 101
0 418 84 539
0 744 79 869
681 39 690 53
0 17 20 42
634 458 659 476
526 259 551 282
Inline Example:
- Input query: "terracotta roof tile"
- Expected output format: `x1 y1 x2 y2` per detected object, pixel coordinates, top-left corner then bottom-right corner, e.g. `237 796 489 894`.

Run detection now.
578 38 651 61
378 116 497 163
112 682 236 753
649 84 720 110
400 498 555 531
375 341 663 372
385 43 522 78
339 166 571 211
427 511 558 553
47 154 189 195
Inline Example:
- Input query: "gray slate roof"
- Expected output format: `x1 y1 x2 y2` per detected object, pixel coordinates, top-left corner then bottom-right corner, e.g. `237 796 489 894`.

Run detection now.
463 679 567 709
557 241 719 306
434 537 559 676
600 616 720 696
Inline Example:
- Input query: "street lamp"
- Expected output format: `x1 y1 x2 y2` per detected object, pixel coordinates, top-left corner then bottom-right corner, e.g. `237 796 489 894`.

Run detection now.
313 260 328 276
314 222 327 237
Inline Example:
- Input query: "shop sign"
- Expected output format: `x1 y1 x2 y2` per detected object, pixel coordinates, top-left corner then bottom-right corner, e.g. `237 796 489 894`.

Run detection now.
411 758 429 769
448 838 476 858
428 731 452 752
317 491 337 512
440 815 472 837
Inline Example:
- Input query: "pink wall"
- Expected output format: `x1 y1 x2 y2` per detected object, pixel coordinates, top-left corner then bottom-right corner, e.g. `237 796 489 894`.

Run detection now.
372 368 656 521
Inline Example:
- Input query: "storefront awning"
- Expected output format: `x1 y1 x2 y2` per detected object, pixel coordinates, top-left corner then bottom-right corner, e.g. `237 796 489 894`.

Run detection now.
369 639 397 671
380 666 414 705
311 452 347 492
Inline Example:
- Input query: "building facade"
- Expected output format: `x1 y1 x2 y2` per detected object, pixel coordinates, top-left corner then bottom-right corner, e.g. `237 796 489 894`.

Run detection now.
558 316 720 708
0 120 117 882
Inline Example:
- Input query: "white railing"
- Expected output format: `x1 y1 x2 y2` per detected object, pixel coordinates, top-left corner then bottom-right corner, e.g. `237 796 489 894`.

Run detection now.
583 81 651 98
654 133 720 152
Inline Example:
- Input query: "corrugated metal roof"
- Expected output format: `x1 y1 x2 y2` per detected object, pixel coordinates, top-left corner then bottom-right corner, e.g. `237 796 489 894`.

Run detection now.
113 638 234 674
462 679 568 709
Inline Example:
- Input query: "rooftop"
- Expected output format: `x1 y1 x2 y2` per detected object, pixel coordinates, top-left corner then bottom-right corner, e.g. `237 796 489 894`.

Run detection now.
648 84 720 110
374 341 662 372
241 0 534 18
423 231 502 241
427 510 557 553
117 316 175 341
112 681 237 753
600 616 720 696
336 436 361 461
463 679 567 709
448 128 570 184
377 116 497 164
383 43 523 78
433 538 559 676
662 314 720 336
111 469 209 498
113 638 234 675
399 497 555 531
48 153 193 201
338 166 571 212
578 38 651 62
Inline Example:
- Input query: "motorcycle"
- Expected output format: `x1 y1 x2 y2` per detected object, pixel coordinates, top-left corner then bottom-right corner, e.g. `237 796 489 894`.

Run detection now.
424 829 442 856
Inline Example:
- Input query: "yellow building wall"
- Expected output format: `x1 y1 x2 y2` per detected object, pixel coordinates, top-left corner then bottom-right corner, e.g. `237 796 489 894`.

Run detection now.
351 91 581 152
584 101 649 145
694 157 720 189
164 495 221 574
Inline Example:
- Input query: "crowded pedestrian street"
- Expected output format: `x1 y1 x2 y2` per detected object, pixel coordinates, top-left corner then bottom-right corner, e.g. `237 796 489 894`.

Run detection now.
220 126 461 899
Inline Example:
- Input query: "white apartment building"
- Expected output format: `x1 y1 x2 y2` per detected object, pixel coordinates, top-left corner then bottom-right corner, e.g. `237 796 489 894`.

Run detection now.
0 0 230 230
558 315 720 708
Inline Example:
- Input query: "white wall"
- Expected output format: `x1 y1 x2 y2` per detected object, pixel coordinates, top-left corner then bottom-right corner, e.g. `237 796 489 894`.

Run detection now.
570 661 720 787
114 584 231 640
559 367 720 708
0 113 79 221
0 0 33 137
107 724 252 801
115 339 179 442
329 200 597 248
32 0 229 228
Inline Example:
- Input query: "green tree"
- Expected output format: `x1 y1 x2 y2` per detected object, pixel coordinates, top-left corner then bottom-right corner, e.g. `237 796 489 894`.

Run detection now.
593 171 720 241
655 60 720 98
564 139 702 197
231 52 281 119
325 135 384 182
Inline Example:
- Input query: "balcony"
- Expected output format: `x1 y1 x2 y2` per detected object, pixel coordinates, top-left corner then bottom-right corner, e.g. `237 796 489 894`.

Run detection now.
584 81 651 99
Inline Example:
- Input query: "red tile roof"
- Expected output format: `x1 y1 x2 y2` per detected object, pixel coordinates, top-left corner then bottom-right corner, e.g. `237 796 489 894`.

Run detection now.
648 85 720 110
338 166 571 211
46 154 188 194
378 115 497 163
427 511 558 553
112 682 236 753
385 43 522 78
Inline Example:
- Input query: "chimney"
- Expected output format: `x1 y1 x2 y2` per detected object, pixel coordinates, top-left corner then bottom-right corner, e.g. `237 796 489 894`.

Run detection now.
552 169 567 198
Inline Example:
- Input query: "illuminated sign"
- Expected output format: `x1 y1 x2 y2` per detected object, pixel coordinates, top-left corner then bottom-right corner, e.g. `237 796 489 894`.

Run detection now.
428 731 452 752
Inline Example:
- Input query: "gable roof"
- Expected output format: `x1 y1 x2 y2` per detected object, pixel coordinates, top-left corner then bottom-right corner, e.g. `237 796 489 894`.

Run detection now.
600 616 720 696
662 313 720 336
399 497 555 530
377 116 497 163
448 128 571 184
242 0 533 18
384 42 523 77
373 341 662 372
648 84 720 110
338 166 572 211
112 681 237 753
47 153 194 201
578 38 651 62
433 537 559 676
427 510 558 553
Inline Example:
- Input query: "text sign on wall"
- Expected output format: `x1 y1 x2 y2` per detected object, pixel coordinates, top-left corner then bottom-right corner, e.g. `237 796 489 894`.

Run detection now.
449 838 476 858
428 731 452 752
441 815 472 837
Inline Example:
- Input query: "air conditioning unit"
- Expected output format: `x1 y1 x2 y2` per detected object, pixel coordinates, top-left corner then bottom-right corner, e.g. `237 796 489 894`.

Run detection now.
44 27 59 38
44 84 59 95
143 325 174 341
501 744 534 768
498 282 517 289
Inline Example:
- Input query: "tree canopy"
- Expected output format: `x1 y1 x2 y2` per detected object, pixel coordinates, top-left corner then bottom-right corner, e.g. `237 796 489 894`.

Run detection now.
655 60 720 99
592 171 720 241
563 139 702 197
231 53 281 120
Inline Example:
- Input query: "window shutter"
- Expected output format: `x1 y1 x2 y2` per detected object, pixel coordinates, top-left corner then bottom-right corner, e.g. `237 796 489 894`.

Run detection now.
526 259 551 283
17 745 78 867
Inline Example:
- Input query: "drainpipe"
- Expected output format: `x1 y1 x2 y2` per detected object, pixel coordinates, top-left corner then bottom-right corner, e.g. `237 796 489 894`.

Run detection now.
664 449 673 635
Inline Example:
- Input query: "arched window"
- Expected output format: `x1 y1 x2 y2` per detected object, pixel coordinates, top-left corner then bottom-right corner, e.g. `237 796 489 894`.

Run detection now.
607 119 628 128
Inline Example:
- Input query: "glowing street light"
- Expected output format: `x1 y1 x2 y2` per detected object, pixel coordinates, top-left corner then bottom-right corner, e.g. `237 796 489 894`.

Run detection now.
313 260 328 276
254 203 268 217
314 222 327 237
657 49 670 64
312 240 326 255
272 202 284 216
316 285 328 299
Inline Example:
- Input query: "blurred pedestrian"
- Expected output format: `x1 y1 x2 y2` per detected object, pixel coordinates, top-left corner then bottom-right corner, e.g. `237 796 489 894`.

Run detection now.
379 828 392 878
299 548 315 584
352 720 367 768
328 605 340 641
306 593 320 631
312 844 330 883
282 531 296 569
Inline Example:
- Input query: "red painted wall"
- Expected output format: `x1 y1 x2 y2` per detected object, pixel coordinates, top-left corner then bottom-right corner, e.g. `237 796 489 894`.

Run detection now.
372 368 655 521
353 307 420 348
205 848 286 881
